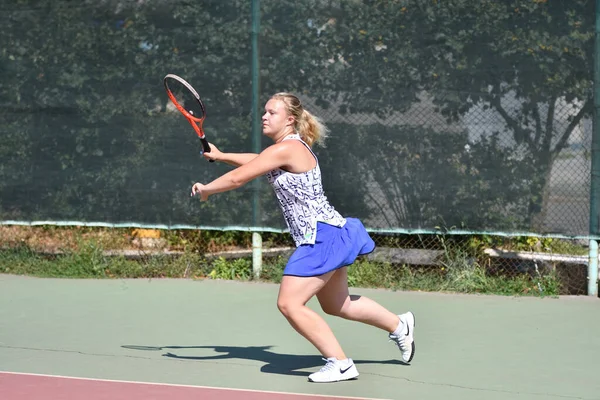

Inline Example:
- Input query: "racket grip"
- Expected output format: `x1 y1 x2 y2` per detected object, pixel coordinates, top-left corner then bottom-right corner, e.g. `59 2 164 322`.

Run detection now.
200 138 215 163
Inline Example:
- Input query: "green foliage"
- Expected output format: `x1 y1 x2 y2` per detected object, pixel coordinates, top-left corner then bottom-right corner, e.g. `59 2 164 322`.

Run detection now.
258 256 287 283
472 235 588 255
0 240 561 297
357 124 534 229
209 257 252 281
347 260 402 289
0 239 213 279
0 240 116 278
164 229 254 253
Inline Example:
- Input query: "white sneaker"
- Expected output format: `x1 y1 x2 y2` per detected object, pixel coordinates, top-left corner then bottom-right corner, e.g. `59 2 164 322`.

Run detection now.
308 357 359 383
389 311 415 363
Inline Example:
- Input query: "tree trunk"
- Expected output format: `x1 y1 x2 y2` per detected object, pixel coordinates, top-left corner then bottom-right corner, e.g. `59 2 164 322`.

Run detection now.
530 158 554 232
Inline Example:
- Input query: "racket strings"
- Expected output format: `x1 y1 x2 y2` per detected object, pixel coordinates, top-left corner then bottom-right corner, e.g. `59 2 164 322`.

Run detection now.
166 79 205 118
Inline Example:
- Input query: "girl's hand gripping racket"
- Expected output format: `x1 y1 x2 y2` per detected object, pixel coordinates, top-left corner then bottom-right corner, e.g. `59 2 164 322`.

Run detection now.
163 74 214 162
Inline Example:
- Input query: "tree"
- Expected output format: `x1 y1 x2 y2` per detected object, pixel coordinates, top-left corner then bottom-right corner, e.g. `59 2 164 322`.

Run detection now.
312 0 594 232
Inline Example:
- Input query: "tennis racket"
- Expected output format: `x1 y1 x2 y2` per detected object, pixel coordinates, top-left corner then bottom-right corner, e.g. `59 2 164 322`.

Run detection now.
163 74 213 161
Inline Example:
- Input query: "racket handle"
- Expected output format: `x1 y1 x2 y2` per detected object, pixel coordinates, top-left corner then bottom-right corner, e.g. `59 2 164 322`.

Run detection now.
200 138 215 163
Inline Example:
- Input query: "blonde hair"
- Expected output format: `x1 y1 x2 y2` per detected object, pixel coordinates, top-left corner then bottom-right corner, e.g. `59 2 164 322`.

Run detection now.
270 92 329 147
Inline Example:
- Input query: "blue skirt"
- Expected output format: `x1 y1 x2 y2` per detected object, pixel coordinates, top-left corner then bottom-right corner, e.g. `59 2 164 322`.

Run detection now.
283 218 376 277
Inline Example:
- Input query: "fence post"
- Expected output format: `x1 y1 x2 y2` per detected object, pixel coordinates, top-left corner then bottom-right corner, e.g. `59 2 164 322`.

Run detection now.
589 0 600 296
250 0 262 279
252 232 263 279
589 240 599 297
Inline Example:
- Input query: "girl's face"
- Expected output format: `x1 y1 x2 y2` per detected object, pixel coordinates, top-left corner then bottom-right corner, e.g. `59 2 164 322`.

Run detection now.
262 99 295 141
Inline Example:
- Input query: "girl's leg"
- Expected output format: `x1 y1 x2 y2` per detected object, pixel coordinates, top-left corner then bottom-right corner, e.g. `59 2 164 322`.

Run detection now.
277 271 346 360
316 267 415 363
316 267 399 331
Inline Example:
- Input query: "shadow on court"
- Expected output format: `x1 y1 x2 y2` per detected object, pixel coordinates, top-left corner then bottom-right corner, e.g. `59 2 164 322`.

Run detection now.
121 344 406 377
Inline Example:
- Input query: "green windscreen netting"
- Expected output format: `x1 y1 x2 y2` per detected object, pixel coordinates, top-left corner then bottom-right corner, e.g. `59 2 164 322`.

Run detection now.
0 0 594 237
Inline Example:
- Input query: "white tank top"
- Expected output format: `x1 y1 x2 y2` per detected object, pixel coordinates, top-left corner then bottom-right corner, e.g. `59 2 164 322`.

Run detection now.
266 134 346 246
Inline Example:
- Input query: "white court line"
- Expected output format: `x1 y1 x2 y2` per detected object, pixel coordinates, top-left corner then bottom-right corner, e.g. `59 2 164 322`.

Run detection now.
0 371 390 400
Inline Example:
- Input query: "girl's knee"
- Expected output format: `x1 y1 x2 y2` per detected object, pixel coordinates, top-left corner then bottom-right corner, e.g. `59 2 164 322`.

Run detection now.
276 298 288 316
277 297 299 319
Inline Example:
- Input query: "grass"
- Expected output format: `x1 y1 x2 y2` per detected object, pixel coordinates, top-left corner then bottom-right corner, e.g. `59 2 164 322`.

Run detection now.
0 225 587 297
0 241 562 297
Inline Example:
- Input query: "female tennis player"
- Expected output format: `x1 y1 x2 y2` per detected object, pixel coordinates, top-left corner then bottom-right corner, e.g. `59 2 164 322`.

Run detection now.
190 93 415 383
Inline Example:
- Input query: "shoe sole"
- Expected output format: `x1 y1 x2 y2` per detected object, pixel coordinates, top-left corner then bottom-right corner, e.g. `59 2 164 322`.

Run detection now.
308 368 360 383
407 341 415 363
308 374 359 383
406 312 416 363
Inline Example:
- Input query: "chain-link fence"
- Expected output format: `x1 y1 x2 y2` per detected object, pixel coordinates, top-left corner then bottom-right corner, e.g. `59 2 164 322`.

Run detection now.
0 0 597 295
0 225 590 296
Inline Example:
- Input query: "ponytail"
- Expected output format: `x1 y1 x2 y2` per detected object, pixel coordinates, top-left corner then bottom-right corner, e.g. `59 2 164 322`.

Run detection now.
297 109 329 147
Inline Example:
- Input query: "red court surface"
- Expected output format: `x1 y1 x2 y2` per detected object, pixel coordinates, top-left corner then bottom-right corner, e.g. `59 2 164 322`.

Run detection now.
0 372 380 400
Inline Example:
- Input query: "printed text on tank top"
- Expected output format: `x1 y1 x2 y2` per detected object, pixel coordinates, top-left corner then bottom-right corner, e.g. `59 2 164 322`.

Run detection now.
265 134 346 246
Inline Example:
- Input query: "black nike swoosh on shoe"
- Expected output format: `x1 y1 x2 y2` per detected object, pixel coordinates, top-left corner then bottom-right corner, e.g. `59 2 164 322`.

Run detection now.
340 365 353 374
405 324 410 337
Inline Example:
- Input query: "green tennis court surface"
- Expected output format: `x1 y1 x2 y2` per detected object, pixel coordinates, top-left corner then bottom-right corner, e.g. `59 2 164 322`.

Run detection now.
1 274 598 400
